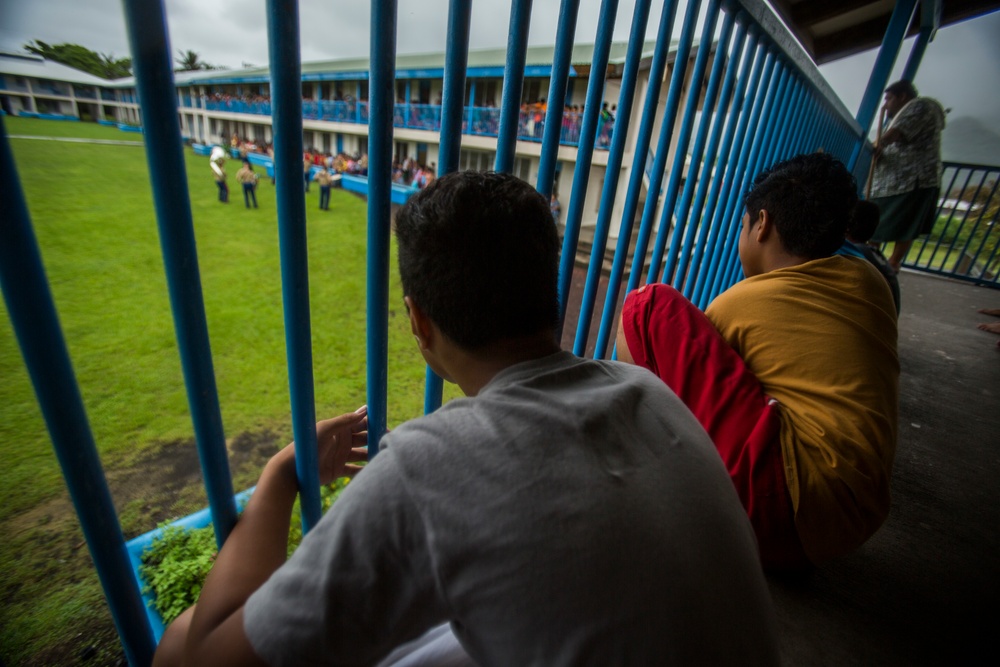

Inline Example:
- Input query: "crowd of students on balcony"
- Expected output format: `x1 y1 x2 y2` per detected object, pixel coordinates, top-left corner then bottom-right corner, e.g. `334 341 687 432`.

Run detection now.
190 90 617 148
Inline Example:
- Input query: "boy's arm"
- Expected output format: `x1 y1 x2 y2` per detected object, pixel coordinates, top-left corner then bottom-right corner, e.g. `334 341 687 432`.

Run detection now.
179 410 368 666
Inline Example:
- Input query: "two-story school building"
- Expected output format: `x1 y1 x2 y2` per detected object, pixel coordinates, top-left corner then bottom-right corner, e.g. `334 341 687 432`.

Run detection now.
1 41 711 237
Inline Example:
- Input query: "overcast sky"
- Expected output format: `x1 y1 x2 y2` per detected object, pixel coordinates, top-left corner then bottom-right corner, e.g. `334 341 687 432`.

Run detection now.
2 0 998 136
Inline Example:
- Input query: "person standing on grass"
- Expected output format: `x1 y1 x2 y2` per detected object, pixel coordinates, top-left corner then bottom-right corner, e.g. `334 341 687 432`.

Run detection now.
315 166 333 211
869 80 946 273
152 170 779 667
236 160 259 209
303 151 313 192
210 145 228 204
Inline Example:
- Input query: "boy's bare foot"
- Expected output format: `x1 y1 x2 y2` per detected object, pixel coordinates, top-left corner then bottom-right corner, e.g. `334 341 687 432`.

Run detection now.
977 321 1000 335
978 308 1000 318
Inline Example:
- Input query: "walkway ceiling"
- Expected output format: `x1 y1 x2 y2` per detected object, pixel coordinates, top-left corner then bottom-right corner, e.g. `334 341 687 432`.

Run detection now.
766 0 1000 65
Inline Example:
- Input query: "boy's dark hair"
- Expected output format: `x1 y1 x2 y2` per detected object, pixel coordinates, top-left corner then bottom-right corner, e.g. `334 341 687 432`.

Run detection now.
848 200 881 243
885 80 918 99
395 170 560 350
743 152 858 259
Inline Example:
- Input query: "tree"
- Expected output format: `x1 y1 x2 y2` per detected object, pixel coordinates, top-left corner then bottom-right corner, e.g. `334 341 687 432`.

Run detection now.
23 40 132 79
175 50 224 72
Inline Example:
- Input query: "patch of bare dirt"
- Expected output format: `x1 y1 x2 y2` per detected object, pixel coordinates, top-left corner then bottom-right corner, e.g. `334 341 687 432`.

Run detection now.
1 429 282 666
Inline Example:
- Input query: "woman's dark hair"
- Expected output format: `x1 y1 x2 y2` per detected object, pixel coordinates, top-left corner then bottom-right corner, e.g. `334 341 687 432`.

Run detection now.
743 152 858 259
394 171 560 350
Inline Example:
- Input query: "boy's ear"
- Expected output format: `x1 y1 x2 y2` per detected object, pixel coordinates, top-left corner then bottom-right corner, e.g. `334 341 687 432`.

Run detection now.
755 209 773 243
405 296 433 350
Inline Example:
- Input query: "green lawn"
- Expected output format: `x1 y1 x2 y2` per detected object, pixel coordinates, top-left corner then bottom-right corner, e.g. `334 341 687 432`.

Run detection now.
0 115 458 664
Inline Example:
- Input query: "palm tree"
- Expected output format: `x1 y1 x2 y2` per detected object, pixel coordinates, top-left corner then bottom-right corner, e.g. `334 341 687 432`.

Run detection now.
176 50 205 72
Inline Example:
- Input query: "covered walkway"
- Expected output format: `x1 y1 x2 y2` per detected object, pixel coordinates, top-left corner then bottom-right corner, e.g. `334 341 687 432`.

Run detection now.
770 270 1000 664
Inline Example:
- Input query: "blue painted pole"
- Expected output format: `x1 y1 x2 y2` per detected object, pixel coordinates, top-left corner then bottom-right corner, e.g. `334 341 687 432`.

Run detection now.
648 0 721 285
901 26 932 83
665 6 735 292
0 116 156 667
424 0 472 414
679 13 748 299
495 0 532 174
556 0 620 335
367 0 397 453
848 0 918 171
537 0 582 197
123 0 237 546
706 52 779 301
593 0 681 359
690 26 761 308
621 0 704 300
572 0 653 357
266 0 321 530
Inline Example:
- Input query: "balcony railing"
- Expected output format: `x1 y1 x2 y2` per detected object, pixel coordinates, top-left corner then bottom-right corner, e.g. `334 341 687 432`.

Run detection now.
192 97 614 149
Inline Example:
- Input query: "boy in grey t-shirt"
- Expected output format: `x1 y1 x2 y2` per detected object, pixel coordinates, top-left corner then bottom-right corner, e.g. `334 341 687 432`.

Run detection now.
153 171 779 667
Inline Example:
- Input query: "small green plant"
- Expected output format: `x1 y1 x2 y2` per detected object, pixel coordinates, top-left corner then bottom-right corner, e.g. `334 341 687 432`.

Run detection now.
139 478 350 624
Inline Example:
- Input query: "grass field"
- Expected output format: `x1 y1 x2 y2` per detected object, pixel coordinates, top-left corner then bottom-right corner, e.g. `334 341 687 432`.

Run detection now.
0 115 459 664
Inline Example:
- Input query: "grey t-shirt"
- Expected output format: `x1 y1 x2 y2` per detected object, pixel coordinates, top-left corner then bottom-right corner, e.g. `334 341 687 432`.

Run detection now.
245 352 778 666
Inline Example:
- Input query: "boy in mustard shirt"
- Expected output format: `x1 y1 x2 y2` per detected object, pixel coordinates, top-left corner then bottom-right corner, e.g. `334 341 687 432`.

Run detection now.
618 152 899 569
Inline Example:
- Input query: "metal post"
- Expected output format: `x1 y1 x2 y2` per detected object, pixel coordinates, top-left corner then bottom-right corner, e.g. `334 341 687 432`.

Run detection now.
622 0 704 300
123 0 237 546
648 0 721 285
572 0 653 356
664 5 735 292
424 0 473 414
537 0 583 198
266 0 321 529
1 116 156 667
555 0 620 335
593 0 681 359
495 0 532 174
690 27 762 308
679 13 749 299
367 0 397 453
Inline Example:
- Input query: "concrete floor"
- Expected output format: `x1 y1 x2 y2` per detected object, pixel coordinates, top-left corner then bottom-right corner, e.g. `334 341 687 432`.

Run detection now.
768 270 1000 665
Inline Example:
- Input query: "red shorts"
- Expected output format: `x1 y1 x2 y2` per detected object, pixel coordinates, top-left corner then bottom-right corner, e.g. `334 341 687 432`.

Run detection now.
621 283 809 569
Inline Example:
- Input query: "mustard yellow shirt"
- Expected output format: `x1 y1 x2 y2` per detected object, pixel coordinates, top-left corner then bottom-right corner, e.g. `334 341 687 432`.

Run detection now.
706 256 898 564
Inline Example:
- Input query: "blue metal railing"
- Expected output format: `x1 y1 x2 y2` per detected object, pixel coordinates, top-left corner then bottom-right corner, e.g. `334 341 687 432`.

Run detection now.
901 162 1000 287
4 0 960 663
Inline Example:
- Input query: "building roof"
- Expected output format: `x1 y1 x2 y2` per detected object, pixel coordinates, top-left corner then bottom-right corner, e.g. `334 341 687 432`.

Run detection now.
764 0 1000 65
152 40 665 88
0 51 113 86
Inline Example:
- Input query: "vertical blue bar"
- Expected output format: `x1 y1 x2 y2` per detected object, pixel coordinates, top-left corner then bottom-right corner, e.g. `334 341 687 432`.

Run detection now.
266 0 321 529
556 0 620 333
664 5 734 291
2 119 157 667
756 68 792 168
123 0 237 546
367 0 396 454
424 0 472 414
848 0 918 171
707 52 780 301
537 0 582 197
495 0 532 174
901 27 932 82
594 0 680 359
961 176 1000 270
572 0 653 357
679 13 747 299
623 0 704 298
690 25 761 307
648 0 721 285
